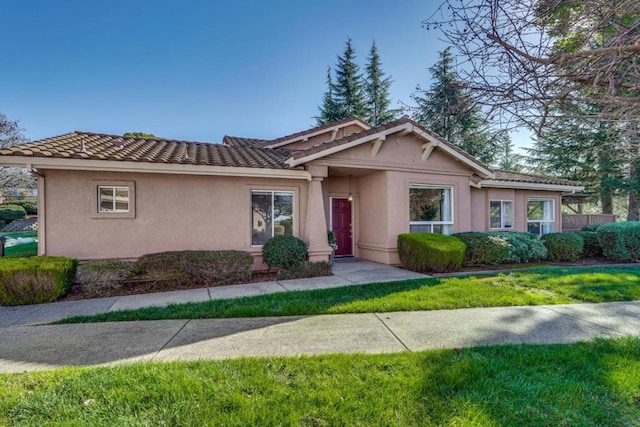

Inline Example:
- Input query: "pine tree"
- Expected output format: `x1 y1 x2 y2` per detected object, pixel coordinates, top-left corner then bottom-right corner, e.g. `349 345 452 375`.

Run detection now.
494 133 525 172
364 41 398 125
316 67 341 125
411 48 498 164
333 38 368 119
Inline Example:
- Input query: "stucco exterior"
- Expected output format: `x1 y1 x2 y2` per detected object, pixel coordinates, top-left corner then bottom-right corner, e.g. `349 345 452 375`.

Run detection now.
1 116 582 268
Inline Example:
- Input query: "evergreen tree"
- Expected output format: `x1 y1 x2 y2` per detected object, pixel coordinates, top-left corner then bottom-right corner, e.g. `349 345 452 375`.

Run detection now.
529 103 624 214
316 67 342 125
494 133 525 172
333 38 368 119
411 48 498 164
364 41 398 125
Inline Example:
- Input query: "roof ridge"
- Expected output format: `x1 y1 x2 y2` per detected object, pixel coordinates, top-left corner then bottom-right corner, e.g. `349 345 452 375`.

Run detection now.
73 130 219 146
257 116 371 148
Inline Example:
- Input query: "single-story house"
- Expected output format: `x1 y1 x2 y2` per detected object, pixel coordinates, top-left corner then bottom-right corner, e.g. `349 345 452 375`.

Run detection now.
0 116 582 268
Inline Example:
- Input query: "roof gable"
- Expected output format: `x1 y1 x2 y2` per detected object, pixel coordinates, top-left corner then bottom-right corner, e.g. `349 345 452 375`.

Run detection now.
286 117 495 178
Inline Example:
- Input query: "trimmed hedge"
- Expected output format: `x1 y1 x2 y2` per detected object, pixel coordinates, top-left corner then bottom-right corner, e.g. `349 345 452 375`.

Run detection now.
397 233 466 273
131 250 253 286
276 261 332 280
581 224 602 232
577 231 602 258
453 231 547 265
0 256 77 306
0 204 27 223
262 235 308 270
3 200 37 215
597 222 640 261
541 233 584 262
77 260 133 298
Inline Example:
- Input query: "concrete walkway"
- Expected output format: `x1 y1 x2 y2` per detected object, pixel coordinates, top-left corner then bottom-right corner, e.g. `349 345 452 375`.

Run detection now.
0 259 428 327
1 259 639 374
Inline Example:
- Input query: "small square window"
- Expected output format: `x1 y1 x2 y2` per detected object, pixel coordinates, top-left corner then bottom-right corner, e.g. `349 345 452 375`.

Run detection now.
98 186 130 213
91 181 135 218
490 200 513 229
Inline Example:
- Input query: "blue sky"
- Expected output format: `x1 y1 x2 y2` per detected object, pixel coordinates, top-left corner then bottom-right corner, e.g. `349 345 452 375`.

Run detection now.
1 0 532 149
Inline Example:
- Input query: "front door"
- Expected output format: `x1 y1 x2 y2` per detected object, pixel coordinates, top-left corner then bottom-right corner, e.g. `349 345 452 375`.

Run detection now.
331 198 353 256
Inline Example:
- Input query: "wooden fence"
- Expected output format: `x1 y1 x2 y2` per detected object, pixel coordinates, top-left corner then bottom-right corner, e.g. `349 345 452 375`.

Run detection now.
562 214 616 232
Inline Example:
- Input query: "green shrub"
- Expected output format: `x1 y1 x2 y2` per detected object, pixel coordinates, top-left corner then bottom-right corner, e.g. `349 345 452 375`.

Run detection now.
77 260 133 298
454 231 547 265
0 256 77 306
0 220 5 231
397 233 466 273
0 204 26 223
3 200 37 215
451 232 509 265
132 250 253 286
541 233 584 262
276 261 332 280
597 222 640 261
578 231 602 258
581 224 602 232
262 235 308 270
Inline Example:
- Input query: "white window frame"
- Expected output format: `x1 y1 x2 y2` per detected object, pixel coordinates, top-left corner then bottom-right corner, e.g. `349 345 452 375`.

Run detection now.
88 180 136 219
250 190 294 247
98 186 130 213
489 200 514 229
409 184 454 235
527 198 555 235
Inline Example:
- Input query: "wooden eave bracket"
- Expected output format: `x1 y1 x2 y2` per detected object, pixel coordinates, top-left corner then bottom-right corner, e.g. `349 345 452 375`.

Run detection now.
421 141 438 161
370 137 385 157
329 129 339 141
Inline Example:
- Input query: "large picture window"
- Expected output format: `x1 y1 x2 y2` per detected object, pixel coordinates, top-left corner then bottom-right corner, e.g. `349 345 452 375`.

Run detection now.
98 186 130 213
527 198 555 235
251 190 293 246
409 185 453 234
490 200 514 229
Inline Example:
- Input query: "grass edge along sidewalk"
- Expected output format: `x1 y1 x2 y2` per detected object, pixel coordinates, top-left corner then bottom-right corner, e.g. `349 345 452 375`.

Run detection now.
1 337 639 426
59 265 640 323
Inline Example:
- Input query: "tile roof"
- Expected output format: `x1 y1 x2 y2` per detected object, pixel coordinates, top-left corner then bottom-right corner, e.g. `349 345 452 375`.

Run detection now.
0 131 295 169
255 116 371 148
222 135 267 148
493 170 580 186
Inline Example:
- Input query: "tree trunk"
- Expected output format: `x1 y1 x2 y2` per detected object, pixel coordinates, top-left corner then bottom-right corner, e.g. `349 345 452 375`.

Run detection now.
628 162 640 221
601 190 613 215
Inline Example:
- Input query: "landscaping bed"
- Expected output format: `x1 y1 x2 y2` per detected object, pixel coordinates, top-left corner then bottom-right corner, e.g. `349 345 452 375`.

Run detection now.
60 269 279 301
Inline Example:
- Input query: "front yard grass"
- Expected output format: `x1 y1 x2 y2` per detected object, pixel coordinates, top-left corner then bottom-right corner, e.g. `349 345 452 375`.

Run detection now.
1 231 37 258
1 337 639 426
60 265 640 323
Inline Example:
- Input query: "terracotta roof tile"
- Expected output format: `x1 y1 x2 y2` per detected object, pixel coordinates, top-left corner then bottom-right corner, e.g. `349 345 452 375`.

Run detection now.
222 135 267 147
255 116 371 148
493 170 580 186
0 131 296 169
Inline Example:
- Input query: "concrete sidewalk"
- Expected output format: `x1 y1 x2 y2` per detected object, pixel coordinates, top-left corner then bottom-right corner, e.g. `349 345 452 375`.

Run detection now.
1 301 639 373
0 259 428 327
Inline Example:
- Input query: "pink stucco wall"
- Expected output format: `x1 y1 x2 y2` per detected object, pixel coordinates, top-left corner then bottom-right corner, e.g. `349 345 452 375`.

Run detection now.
40 169 309 269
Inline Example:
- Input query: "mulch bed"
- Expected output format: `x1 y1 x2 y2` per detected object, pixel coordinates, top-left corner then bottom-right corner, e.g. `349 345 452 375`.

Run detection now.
59 271 279 302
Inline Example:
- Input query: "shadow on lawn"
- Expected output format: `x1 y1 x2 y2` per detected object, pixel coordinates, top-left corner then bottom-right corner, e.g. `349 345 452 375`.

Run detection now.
415 337 640 426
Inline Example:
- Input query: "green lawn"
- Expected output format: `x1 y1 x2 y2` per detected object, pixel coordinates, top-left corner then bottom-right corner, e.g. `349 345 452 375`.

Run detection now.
1 338 639 426
61 265 640 323
1 231 37 258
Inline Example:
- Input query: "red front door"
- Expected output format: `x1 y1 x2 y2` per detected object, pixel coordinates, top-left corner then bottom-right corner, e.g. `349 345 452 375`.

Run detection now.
332 198 353 256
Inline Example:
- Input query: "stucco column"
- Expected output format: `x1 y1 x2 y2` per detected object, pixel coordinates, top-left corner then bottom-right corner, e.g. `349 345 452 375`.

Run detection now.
305 175 332 263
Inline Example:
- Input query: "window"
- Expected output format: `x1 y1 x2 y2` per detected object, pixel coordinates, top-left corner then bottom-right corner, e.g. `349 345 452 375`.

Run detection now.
527 198 555 235
490 200 514 229
98 186 130 213
251 190 293 245
409 185 453 234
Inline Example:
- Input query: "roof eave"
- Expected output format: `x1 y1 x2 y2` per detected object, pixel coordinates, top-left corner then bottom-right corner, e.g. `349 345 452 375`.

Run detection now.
0 156 311 181
480 179 584 192
263 118 371 149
